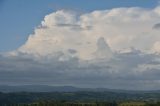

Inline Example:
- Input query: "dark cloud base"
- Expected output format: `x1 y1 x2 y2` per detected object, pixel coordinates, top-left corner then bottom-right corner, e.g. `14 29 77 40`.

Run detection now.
1 49 160 90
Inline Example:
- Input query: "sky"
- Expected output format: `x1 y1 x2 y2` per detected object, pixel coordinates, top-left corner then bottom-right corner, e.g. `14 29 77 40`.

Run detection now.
0 0 159 52
1 0 160 90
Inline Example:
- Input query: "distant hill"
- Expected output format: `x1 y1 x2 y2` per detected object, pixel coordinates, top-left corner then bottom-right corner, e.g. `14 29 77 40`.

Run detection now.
0 85 160 105
0 85 83 92
0 85 160 93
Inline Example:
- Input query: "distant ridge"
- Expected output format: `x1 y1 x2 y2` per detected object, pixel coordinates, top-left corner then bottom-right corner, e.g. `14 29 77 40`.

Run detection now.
0 85 160 93
0 85 81 92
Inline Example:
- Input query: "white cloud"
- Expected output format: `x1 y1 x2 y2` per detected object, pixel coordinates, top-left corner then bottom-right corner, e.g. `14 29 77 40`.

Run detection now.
153 41 160 53
2 6 160 90
15 7 160 60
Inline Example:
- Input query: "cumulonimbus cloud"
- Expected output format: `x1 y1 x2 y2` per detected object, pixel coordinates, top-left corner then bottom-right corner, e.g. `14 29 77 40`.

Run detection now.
2 6 160 90
16 6 160 58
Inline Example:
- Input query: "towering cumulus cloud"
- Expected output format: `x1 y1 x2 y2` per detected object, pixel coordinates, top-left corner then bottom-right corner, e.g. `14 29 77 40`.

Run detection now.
2 6 160 90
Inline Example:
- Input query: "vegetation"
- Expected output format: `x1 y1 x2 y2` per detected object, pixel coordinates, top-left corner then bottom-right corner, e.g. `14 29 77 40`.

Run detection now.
3 101 160 106
0 91 160 106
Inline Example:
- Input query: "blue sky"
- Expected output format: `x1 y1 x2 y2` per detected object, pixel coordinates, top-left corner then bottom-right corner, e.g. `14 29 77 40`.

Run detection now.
0 0 159 52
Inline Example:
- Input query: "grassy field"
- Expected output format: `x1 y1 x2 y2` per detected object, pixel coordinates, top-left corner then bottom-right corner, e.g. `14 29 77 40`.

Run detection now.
119 102 146 106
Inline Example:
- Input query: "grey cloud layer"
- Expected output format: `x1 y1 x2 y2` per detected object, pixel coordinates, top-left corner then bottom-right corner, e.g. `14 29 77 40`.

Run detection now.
1 49 160 90
153 23 160 29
